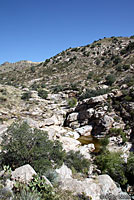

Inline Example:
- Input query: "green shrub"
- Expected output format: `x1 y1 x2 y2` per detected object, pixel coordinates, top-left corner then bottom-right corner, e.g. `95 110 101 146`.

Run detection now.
95 151 127 186
38 89 48 99
13 175 58 200
28 175 57 200
13 188 41 200
87 72 94 79
116 64 122 71
126 152 134 184
30 66 35 73
96 58 101 65
68 97 77 108
130 35 134 39
100 137 109 152
124 95 132 101
52 85 64 93
44 169 59 186
105 74 116 86
21 92 31 100
0 122 65 173
111 55 121 65
64 150 90 174
79 88 110 100
123 64 130 71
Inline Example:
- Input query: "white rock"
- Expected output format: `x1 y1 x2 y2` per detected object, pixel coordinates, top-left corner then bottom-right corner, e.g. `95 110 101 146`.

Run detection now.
11 164 37 183
75 125 92 136
56 163 72 179
44 118 55 126
67 112 79 122
66 131 80 139
59 136 81 152
79 145 93 159
87 108 94 118
89 94 108 103
101 115 114 129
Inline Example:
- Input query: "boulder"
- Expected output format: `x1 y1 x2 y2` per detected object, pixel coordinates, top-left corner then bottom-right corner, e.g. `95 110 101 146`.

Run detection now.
75 125 93 136
79 144 94 159
66 130 80 139
84 94 108 104
87 108 94 118
56 164 72 179
101 115 114 129
60 136 81 152
67 112 79 122
11 164 37 183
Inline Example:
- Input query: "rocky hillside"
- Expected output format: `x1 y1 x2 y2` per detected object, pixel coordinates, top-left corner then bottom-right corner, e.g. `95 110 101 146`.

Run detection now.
0 36 134 199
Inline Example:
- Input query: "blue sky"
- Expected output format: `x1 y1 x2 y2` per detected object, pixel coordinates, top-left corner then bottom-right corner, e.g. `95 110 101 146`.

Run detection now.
0 0 134 64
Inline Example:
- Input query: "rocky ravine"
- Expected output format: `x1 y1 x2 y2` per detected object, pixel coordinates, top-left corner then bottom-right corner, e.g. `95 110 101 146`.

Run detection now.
0 83 133 199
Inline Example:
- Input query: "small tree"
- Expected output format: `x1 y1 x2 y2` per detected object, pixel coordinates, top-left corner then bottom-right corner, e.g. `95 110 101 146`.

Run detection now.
0 122 65 173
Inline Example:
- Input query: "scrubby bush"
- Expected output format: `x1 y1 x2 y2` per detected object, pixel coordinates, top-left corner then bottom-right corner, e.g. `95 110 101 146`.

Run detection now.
96 58 101 65
21 91 31 100
30 66 35 73
130 35 134 39
79 88 110 100
68 97 77 108
64 150 90 174
38 89 48 99
95 151 127 186
87 72 94 79
105 74 116 86
0 122 65 173
126 152 134 185
100 137 109 152
123 76 134 87
52 85 64 93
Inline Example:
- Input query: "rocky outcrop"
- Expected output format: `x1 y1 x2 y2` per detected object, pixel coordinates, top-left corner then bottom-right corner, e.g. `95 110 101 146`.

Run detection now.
56 165 129 200
64 90 125 137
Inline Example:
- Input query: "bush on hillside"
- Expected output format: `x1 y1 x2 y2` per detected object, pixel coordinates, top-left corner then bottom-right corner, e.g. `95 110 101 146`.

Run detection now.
38 89 48 99
105 74 116 86
0 121 65 173
0 122 91 177
21 91 31 100
68 97 77 108
87 72 94 79
79 88 110 100
126 152 134 185
64 150 90 174
95 151 127 186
